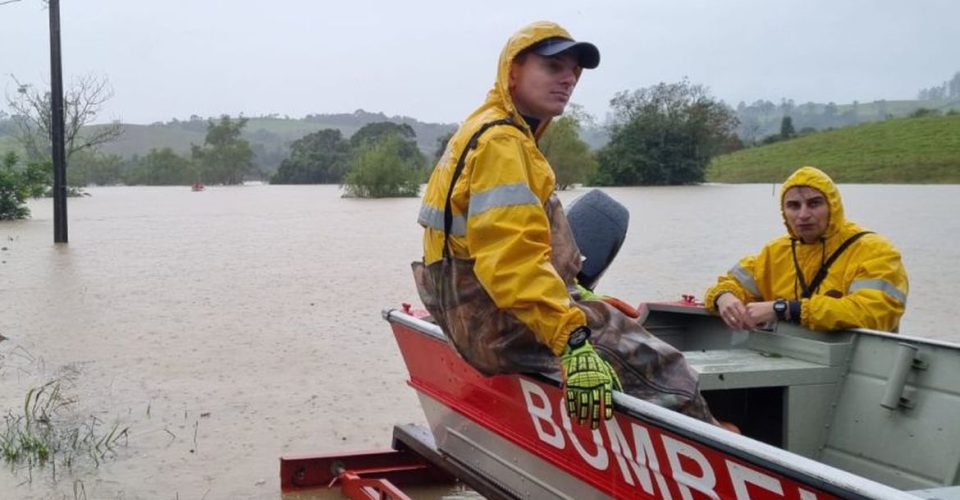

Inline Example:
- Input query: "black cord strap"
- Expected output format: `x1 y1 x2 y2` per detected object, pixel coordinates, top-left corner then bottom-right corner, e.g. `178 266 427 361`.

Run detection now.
791 231 873 298
441 118 524 258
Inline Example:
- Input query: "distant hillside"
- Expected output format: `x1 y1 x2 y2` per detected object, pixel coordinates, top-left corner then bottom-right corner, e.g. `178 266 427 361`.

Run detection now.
707 114 960 183
92 110 457 174
733 98 960 143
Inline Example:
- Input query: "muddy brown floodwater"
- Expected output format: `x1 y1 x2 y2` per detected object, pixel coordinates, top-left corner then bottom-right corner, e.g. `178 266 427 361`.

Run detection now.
1 183 957 498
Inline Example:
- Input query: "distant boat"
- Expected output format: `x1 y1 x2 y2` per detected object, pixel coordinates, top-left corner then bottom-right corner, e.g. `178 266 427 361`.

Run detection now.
191 183 205 192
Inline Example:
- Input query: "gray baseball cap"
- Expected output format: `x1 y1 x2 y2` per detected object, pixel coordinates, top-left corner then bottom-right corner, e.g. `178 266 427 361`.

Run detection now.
529 37 600 69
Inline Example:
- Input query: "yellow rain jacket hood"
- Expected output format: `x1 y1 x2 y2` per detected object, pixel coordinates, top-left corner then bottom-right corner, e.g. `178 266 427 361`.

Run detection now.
417 21 589 357
480 21 585 139
779 166 847 240
705 166 909 332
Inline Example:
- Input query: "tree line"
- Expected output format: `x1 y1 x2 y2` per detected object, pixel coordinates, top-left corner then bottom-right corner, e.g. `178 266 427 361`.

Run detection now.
2 76 743 219
69 117 429 197
66 115 253 186
34 71 960 215
271 121 425 198
265 78 740 192
127 109 452 176
917 71 960 101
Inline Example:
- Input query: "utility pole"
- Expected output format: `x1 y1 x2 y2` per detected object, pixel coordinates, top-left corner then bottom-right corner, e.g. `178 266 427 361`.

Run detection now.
49 0 68 243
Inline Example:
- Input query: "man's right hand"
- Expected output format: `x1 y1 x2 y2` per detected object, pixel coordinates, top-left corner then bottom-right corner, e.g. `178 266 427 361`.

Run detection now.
561 341 621 429
716 292 752 330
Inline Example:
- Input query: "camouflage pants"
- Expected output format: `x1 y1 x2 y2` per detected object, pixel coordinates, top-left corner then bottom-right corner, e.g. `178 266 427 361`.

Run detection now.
579 299 714 421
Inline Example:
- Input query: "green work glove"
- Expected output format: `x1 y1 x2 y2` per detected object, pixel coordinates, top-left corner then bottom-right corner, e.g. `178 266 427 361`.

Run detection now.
575 283 602 301
561 340 622 429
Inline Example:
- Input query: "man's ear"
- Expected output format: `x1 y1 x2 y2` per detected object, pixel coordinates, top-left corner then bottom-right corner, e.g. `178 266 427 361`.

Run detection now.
508 61 519 90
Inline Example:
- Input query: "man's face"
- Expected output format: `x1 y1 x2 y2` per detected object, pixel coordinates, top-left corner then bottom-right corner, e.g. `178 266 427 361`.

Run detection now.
509 52 579 120
783 186 830 243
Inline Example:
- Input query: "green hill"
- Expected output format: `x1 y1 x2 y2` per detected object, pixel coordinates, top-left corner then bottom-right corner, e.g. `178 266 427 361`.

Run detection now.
707 114 960 183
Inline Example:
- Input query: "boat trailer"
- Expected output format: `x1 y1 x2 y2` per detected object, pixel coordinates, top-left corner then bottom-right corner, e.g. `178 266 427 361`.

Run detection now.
280 423 515 499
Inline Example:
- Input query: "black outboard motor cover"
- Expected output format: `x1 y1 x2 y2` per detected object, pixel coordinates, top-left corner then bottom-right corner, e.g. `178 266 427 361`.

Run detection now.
564 189 629 290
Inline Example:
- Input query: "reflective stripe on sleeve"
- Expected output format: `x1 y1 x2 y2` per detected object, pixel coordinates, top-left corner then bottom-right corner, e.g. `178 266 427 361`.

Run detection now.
730 264 762 299
849 279 907 304
468 183 539 218
417 204 466 237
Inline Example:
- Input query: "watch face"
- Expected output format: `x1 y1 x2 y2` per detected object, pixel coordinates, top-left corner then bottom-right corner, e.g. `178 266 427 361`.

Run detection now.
774 300 787 319
568 327 590 347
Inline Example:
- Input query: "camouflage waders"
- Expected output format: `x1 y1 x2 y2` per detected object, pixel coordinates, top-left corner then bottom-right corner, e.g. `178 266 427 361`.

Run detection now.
413 194 714 422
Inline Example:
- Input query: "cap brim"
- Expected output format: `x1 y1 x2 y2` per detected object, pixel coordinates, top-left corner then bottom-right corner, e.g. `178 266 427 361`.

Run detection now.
532 39 600 69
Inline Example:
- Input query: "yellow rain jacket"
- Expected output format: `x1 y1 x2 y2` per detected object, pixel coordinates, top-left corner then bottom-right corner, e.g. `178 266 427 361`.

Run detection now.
705 167 908 332
418 21 585 355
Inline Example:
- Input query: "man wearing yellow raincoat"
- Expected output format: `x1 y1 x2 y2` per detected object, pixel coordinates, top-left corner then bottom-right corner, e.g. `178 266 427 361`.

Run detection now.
706 166 908 332
414 21 716 429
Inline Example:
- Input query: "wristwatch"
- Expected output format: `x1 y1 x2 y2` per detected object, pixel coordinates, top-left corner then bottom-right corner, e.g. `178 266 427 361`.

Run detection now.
773 299 788 321
567 326 592 349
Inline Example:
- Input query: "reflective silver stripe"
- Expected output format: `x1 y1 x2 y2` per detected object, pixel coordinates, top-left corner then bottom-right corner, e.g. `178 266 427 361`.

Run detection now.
418 183 538 238
468 183 539 218
849 279 907 304
730 264 762 299
417 204 466 237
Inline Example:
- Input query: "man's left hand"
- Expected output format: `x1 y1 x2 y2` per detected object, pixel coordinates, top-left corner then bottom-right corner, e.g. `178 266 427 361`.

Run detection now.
561 341 622 429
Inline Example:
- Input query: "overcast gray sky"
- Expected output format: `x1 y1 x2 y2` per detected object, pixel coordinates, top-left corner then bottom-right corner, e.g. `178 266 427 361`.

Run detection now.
3 0 958 125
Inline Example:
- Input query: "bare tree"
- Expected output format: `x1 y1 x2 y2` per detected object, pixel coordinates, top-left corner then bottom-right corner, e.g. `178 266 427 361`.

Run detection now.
7 73 124 161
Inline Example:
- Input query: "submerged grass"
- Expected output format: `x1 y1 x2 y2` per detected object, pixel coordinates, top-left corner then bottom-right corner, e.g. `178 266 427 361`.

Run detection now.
0 379 129 479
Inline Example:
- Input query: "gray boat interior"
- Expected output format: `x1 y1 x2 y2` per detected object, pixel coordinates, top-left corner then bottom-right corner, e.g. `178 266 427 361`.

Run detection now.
643 303 960 493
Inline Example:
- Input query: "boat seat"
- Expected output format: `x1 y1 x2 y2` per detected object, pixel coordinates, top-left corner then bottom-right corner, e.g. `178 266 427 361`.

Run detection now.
684 348 843 390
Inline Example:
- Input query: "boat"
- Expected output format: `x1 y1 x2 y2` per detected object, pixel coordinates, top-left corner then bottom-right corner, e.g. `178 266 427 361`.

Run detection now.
281 300 960 499
191 182 205 192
